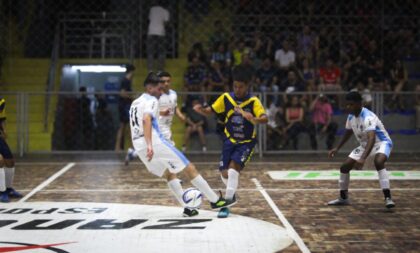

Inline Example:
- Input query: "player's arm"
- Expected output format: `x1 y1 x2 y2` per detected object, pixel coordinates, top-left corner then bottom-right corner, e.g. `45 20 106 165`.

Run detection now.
193 104 213 116
175 106 186 122
143 113 154 161
329 129 353 158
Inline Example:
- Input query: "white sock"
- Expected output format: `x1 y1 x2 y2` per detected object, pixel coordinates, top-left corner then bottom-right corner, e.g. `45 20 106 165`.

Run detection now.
339 173 350 191
191 174 218 203
167 178 185 206
5 167 14 188
220 175 228 185
378 168 390 189
0 168 5 192
225 168 239 200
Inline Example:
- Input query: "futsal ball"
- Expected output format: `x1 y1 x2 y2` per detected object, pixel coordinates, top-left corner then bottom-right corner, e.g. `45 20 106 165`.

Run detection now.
182 188 203 208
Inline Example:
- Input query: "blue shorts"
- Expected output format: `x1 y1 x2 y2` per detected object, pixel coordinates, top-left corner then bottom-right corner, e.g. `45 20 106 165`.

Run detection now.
0 137 13 159
219 139 256 171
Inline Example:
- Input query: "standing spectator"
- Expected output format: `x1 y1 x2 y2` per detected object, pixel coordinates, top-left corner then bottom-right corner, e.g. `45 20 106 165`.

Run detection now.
284 95 306 150
308 94 338 150
389 60 408 110
78 87 95 150
275 40 296 80
146 2 169 71
182 99 207 153
115 65 135 151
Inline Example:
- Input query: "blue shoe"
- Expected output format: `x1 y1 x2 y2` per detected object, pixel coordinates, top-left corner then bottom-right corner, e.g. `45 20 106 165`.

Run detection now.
1 191 10 203
217 207 230 218
125 148 135 166
7 188 23 198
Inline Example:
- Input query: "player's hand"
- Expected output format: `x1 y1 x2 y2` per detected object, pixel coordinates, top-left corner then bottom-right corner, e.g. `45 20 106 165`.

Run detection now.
328 148 338 158
235 106 256 123
193 104 202 113
354 158 365 170
146 145 154 161
161 108 171 116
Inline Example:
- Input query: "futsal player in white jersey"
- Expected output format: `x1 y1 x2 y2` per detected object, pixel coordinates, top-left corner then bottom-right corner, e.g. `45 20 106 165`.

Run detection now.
125 71 185 163
328 91 395 208
129 72 233 216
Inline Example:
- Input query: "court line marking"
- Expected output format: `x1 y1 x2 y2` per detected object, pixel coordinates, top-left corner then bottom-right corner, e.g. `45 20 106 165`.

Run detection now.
15 161 420 166
19 163 76 202
252 178 311 253
22 188 420 193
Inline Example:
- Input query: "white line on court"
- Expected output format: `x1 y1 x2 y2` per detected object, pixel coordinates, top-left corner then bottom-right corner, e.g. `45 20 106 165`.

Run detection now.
252 178 311 253
19 162 76 202
29 187 420 193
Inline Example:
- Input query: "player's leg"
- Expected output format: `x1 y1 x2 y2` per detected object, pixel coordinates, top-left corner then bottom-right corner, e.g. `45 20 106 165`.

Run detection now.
328 157 356 205
124 147 138 166
0 155 6 202
0 138 21 202
374 150 395 208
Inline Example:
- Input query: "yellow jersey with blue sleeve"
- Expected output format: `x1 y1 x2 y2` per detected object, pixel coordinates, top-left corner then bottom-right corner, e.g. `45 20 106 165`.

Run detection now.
211 92 265 143
0 97 6 121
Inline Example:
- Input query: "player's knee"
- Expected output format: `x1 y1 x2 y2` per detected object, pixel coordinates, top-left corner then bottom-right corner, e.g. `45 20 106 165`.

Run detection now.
340 165 351 173
374 159 384 171
221 169 228 179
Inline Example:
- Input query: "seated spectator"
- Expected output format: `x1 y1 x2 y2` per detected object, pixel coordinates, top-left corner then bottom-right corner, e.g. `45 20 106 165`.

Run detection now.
256 57 279 103
207 61 231 103
389 59 408 110
188 42 208 66
344 55 367 90
275 40 296 80
366 59 387 92
208 20 229 50
299 57 316 92
182 99 207 153
284 95 306 150
210 42 232 67
318 57 341 92
236 53 256 89
183 55 207 106
232 38 251 66
280 70 306 106
297 25 316 62
308 94 338 150
266 97 286 150
252 31 274 65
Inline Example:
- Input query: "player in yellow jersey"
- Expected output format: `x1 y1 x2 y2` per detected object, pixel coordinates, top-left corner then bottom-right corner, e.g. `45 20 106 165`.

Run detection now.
194 67 268 217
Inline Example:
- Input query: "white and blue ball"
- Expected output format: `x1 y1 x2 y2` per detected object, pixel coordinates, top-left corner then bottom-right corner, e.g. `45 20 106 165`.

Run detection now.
182 188 203 209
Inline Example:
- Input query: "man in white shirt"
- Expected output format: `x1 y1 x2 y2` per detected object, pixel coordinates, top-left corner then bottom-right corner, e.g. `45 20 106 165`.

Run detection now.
327 91 395 209
147 3 170 71
274 40 295 70
129 72 235 217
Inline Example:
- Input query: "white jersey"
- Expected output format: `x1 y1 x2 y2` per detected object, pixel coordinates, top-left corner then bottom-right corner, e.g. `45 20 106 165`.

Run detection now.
129 93 160 141
147 6 169 36
158 89 178 141
345 107 392 147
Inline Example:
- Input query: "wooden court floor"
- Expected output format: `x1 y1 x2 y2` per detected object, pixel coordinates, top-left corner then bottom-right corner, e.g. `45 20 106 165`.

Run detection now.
6 155 420 253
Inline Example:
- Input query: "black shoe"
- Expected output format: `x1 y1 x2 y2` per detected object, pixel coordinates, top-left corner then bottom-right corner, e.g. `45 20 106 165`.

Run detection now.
210 191 237 210
183 208 199 217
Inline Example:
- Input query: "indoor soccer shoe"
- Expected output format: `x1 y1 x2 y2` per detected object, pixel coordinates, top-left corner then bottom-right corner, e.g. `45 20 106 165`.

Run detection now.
385 197 395 209
210 191 237 209
7 188 22 198
217 207 230 218
327 198 350 206
183 208 199 217
125 148 135 166
0 191 10 203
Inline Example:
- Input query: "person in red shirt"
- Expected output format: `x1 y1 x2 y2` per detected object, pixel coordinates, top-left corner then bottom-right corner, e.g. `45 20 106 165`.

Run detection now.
285 95 306 150
308 94 338 150
319 58 342 92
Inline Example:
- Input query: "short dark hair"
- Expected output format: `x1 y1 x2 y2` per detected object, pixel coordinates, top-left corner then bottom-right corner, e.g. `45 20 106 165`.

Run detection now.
126 64 135 73
232 65 251 84
143 72 160 86
157 71 171 78
345 91 362 102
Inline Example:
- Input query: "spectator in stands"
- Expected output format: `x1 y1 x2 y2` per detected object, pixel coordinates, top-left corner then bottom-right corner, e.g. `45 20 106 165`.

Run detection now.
211 42 232 68
78 86 94 150
236 53 256 90
298 57 316 93
284 95 306 150
415 84 420 132
146 2 170 71
182 99 207 153
183 55 207 106
252 32 274 65
344 54 367 90
188 42 208 66
207 61 231 103
308 94 337 150
232 38 251 66
256 57 279 103
266 96 286 150
318 57 341 92
275 40 296 80
364 39 380 70
315 27 330 65
297 25 316 62
115 64 135 151
208 20 229 51
366 59 388 92
389 59 408 110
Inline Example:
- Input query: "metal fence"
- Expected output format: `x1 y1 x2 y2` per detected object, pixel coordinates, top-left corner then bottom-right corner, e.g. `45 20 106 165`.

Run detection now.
2 91 420 156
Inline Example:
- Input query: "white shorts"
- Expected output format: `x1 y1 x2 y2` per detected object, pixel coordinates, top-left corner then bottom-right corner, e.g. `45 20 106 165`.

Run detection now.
349 141 392 168
133 135 189 177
